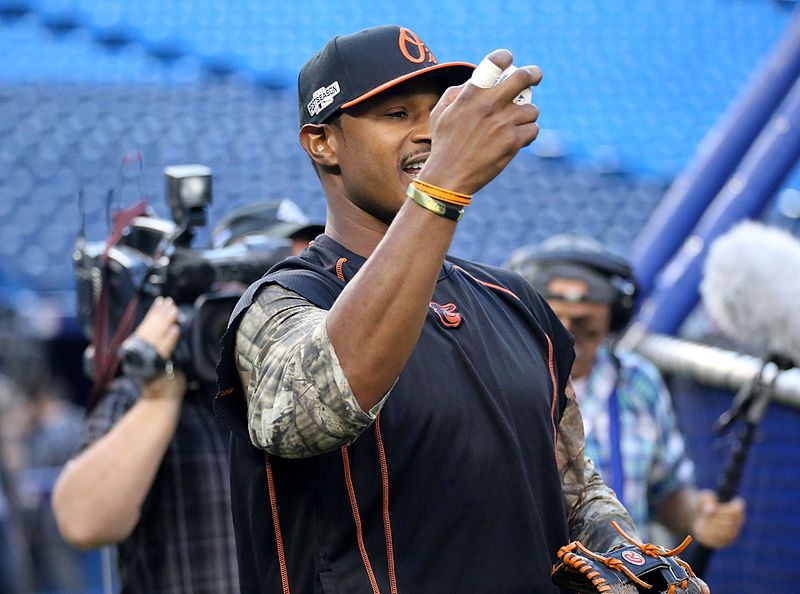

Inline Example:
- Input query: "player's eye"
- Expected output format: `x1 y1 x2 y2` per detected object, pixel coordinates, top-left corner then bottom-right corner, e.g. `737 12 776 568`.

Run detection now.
386 110 408 119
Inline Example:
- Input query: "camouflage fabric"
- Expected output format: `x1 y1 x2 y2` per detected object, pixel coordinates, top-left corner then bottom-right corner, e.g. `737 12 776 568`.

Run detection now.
235 284 387 458
238 285 636 552
559 380 640 552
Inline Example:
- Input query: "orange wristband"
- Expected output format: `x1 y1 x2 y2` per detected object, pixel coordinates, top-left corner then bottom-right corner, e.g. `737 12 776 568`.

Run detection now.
412 179 472 207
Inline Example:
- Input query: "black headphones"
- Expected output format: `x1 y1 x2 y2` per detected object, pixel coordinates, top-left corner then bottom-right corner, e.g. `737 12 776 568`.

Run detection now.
505 234 639 333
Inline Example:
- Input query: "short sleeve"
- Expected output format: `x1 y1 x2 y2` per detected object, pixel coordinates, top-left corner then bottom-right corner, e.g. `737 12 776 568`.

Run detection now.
77 377 141 452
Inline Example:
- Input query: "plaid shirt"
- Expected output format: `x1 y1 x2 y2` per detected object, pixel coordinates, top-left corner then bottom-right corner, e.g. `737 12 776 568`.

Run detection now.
576 346 694 533
79 378 239 594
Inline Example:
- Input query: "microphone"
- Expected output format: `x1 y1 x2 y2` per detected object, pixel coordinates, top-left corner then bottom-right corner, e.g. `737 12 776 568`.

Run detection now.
701 220 800 365
692 219 799 577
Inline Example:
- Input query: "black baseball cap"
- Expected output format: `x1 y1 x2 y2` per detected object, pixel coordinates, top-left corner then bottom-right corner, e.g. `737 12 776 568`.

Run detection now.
505 235 629 304
298 25 475 126
210 199 324 248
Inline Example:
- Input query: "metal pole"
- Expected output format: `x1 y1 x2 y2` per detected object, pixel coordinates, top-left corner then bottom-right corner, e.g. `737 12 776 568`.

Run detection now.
630 332 800 409
634 72 800 336
633 8 800 298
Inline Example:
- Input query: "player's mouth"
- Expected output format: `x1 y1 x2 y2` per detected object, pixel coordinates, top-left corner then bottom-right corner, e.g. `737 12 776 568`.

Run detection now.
402 155 428 179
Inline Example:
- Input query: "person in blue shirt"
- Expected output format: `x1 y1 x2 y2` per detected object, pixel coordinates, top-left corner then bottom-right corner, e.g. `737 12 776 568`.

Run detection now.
506 234 745 548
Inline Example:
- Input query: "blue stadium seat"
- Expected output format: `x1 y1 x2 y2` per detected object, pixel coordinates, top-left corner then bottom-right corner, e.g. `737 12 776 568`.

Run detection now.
3 0 796 176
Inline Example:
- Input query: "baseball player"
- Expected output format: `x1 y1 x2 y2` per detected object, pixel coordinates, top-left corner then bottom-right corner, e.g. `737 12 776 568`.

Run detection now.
216 25 709 594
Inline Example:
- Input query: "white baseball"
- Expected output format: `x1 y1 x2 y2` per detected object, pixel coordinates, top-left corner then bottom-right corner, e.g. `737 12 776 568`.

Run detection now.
497 65 532 105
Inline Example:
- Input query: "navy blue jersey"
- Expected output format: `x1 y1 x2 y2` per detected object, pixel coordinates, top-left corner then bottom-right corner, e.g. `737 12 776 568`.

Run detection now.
216 235 575 593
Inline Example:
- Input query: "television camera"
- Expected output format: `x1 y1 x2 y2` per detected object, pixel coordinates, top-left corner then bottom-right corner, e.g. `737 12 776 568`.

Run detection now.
74 165 291 392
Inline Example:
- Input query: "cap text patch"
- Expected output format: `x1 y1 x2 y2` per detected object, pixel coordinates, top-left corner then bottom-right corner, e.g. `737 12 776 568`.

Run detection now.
307 81 341 117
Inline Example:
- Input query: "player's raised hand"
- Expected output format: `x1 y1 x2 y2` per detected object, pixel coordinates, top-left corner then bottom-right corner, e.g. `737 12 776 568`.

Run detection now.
420 49 542 196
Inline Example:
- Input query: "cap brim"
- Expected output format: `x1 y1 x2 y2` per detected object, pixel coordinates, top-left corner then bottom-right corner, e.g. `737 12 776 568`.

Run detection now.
537 263 617 304
340 61 476 110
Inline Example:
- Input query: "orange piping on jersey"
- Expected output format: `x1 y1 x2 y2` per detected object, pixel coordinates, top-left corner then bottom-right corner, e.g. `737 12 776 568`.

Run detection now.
341 446 382 594
451 264 522 301
265 453 291 594
336 257 347 282
544 332 559 465
375 415 398 594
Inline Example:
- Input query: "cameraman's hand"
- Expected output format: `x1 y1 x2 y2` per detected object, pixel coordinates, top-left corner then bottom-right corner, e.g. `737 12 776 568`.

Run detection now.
135 296 180 359
420 49 542 196
134 297 186 400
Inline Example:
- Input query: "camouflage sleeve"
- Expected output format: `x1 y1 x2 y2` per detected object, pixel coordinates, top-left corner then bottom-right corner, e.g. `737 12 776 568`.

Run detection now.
236 284 389 458
558 380 641 552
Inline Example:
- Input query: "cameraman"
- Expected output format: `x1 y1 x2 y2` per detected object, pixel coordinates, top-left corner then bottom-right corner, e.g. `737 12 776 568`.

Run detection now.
52 296 239 592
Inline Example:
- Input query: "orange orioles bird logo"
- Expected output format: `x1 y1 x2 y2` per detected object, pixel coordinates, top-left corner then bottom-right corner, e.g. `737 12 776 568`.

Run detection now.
398 27 438 65
429 302 462 328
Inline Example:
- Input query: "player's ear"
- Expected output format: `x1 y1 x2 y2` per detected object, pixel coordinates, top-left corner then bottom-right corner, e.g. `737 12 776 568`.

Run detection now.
299 123 340 168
